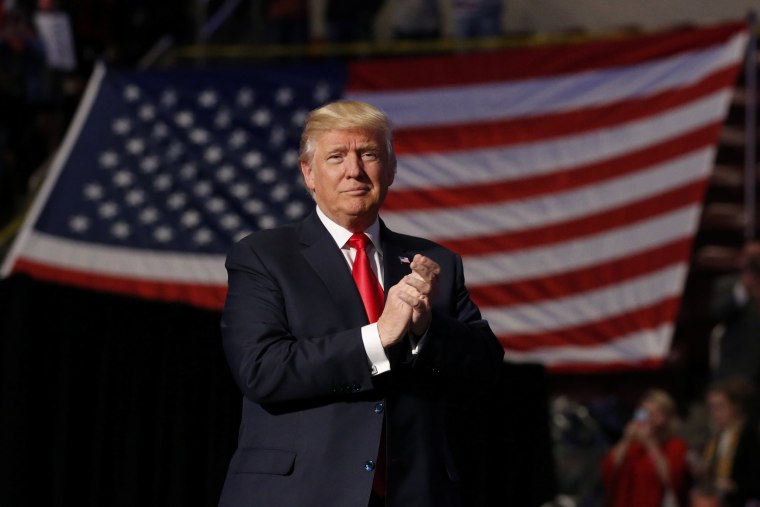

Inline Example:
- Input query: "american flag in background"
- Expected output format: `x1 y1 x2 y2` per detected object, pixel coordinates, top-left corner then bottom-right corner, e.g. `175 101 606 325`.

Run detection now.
1 22 747 372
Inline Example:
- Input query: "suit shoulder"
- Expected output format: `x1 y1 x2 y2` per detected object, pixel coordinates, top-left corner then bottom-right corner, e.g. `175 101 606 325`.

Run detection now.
229 221 301 259
385 229 458 258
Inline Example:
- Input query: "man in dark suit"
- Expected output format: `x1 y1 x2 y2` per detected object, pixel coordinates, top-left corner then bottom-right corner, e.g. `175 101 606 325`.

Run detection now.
219 100 504 507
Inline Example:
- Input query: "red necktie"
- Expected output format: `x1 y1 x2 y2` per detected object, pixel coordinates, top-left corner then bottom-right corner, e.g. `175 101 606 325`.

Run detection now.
348 233 384 323
348 232 386 497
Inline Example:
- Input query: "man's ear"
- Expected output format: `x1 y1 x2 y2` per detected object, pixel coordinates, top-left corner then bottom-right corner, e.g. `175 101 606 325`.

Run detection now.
300 161 315 192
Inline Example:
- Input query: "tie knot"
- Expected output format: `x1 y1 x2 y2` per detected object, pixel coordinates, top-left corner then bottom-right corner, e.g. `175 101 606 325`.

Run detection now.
348 232 370 251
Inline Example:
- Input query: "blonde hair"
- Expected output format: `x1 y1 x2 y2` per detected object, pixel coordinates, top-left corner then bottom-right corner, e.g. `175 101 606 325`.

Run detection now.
299 100 396 172
642 389 679 436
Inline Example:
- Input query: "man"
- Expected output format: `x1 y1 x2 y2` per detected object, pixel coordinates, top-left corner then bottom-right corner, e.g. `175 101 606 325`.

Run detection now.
219 100 504 507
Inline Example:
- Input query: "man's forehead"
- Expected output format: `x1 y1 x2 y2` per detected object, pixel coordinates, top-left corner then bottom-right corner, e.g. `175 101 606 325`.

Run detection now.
316 128 383 148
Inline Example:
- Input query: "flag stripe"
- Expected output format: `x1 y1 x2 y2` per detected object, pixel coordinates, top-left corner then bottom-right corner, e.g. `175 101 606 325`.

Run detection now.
385 123 719 211
349 37 744 130
390 67 737 154
499 297 681 351
347 22 746 90
470 238 692 307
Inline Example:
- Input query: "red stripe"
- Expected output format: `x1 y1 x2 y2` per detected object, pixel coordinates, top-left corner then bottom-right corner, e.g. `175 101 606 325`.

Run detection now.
347 22 745 90
497 296 681 351
543 357 665 374
385 123 720 211
12 258 227 310
470 239 692 308
438 180 706 256
391 66 738 154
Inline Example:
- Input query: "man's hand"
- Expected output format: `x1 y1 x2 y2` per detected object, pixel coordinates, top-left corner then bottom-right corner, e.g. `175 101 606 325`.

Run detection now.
376 254 441 348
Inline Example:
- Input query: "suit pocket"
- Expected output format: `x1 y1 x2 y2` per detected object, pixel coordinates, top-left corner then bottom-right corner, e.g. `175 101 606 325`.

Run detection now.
234 447 296 476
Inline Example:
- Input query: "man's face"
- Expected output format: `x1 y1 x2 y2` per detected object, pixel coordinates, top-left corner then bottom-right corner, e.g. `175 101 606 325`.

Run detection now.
300 128 394 231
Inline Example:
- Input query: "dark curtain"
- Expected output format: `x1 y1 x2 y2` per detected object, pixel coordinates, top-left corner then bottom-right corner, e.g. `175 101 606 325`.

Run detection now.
0 274 556 506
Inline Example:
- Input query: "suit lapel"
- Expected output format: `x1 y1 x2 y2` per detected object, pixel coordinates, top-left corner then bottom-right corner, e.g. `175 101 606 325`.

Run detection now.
299 212 368 327
380 221 412 294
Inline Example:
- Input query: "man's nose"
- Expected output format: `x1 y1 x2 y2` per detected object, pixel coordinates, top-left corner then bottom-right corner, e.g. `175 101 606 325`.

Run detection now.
344 152 364 177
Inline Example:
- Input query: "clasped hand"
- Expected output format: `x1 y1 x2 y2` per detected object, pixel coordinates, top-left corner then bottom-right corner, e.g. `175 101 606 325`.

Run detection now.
377 254 440 348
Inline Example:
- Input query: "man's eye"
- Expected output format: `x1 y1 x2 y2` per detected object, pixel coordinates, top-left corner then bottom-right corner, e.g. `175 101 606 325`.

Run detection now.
327 154 342 162
362 152 378 160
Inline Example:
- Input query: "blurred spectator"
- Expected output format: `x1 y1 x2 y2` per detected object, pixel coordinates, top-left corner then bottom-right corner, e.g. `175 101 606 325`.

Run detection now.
0 6 48 221
691 377 760 507
390 0 440 40
709 242 760 384
601 390 689 507
451 0 503 38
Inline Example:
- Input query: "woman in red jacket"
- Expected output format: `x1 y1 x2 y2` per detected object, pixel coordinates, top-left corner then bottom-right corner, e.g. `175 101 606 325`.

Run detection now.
601 390 689 507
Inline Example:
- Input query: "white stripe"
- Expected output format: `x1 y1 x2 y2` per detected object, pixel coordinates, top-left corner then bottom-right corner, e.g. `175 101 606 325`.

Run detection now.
348 32 746 128
463 205 700 285
391 90 731 190
503 323 673 366
1 63 107 278
383 147 713 240
17 231 227 283
482 264 687 334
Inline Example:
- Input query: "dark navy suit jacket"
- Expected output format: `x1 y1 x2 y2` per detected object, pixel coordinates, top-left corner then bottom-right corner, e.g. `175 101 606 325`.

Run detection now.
219 211 503 507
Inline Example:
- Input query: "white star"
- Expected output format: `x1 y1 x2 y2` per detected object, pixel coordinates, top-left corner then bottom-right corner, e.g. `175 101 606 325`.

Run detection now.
167 192 187 210
244 199 264 214
175 110 194 128
198 90 218 108
204 145 223 164
285 201 306 219
257 167 276 183
139 207 159 224
125 189 146 206
98 201 119 219
83 183 104 200
314 82 331 103
160 89 178 107
270 183 290 201
140 156 160 173
228 130 248 148
126 138 146 155
153 226 174 243
111 221 131 239
215 110 232 129
69 215 90 233
180 163 197 180
251 108 271 127
291 109 308 126
230 182 250 199
153 174 173 191
112 117 132 135
138 104 156 121
112 171 133 188
194 181 213 197
99 151 119 169
237 88 254 107
275 87 293 106
258 215 277 229
242 151 263 169
193 228 214 245
206 197 226 213
180 210 201 228
220 213 241 230
282 149 299 168
166 142 184 160
152 122 169 139
124 85 141 102
269 127 286 146
190 128 210 145
215 165 236 182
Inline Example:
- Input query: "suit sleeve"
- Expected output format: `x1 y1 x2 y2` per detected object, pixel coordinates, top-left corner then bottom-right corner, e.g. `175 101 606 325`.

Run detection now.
221 240 375 405
414 253 504 384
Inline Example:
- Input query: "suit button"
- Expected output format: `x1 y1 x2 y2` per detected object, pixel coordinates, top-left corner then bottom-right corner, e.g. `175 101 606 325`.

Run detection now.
364 460 376 472
352 384 360 392
374 402 384 414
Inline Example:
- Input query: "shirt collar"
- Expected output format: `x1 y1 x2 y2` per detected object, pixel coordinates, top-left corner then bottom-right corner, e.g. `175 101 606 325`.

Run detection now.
315 205 382 254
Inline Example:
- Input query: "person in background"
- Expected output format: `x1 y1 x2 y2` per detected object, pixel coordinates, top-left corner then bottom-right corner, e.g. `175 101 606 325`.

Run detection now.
601 389 689 507
691 377 760 507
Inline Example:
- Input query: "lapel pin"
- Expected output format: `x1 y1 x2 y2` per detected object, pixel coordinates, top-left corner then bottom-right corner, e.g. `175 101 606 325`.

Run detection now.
399 256 411 264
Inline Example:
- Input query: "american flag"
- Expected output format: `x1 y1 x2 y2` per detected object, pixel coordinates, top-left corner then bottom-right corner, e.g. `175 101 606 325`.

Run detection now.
1 22 747 372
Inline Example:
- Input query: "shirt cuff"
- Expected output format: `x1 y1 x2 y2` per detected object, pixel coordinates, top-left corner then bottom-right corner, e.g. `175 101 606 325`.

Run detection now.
734 281 749 305
409 329 429 356
362 323 390 375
